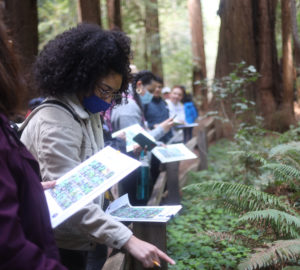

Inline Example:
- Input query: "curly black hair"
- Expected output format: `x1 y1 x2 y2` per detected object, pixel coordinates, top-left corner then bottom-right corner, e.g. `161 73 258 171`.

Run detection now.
33 23 131 104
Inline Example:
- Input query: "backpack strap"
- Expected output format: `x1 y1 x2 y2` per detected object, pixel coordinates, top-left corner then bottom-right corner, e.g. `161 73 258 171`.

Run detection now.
42 100 81 124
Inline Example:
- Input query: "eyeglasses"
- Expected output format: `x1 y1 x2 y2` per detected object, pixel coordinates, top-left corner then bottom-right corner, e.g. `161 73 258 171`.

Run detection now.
95 82 122 100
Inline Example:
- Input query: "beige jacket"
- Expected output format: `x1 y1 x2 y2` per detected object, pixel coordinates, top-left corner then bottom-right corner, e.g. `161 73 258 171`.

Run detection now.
21 95 132 250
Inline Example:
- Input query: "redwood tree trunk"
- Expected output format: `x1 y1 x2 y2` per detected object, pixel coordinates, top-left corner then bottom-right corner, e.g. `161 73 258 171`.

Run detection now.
255 0 279 125
4 0 38 70
77 0 101 26
281 0 295 125
145 0 163 78
291 0 300 67
215 0 293 131
188 0 207 111
107 0 122 30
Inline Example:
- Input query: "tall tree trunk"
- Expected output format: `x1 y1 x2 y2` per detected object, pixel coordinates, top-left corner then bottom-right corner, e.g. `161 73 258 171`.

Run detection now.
255 0 278 126
215 0 257 135
77 0 101 26
107 0 122 30
145 0 163 78
215 0 293 132
290 0 300 103
281 0 295 126
188 0 207 111
291 0 300 66
4 0 38 70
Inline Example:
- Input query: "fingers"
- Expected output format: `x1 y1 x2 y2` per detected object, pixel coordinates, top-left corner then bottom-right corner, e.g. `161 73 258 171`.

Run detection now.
141 248 160 268
124 236 175 268
156 248 176 265
41 180 56 190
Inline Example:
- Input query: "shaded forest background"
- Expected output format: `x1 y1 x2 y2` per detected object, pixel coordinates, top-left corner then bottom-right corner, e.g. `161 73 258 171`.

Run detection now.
3 0 300 133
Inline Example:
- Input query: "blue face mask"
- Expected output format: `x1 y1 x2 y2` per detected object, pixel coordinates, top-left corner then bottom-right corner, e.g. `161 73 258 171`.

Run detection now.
140 90 153 105
83 95 111 113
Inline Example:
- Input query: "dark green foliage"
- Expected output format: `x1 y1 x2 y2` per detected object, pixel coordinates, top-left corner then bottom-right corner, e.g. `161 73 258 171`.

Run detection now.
168 124 300 269
167 189 251 269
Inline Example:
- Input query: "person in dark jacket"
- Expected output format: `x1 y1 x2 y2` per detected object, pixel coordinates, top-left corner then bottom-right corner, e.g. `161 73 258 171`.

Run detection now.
144 75 172 144
0 21 66 270
144 76 173 185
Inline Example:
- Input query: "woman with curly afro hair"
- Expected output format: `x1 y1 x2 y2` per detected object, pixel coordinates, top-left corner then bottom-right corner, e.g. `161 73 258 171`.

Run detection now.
21 24 175 270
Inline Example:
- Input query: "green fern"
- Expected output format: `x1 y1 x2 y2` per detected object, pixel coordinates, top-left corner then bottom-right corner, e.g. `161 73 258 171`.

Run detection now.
229 150 268 166
269 142 300 158
238 239 300 270
262 163 300 180
184 181 293 213
239 209 300 238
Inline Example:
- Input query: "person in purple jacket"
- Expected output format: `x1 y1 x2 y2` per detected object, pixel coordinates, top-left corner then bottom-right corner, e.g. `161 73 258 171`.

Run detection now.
0 21 66 269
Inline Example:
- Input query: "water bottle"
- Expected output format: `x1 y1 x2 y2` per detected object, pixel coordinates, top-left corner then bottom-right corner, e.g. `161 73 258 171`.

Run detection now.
136 150 150 201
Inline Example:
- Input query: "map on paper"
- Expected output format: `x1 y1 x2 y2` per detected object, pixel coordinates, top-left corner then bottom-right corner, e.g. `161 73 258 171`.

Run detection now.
151 143 197 163
45 146 141 228
112 124 156 152
106 194 182 222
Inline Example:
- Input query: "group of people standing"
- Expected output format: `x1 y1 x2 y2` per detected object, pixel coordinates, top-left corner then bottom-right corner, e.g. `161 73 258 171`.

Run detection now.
0 20 197 270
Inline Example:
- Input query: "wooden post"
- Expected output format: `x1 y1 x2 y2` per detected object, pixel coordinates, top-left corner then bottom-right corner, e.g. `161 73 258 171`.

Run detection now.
147 171 167 206
131 222 167 270
197 130 208 170
164 161 180 205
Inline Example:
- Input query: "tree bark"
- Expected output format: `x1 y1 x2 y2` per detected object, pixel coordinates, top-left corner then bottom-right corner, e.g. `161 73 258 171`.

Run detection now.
281 0 295 126
188 0 207 111
214 0 294 131
77 0 101 26
291 0 300 67
145 0 163 78
255 0 279 125
4 0 38 70
107 0 122 30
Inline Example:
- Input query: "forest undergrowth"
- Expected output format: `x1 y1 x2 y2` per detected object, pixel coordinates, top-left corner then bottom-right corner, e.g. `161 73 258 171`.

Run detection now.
167 125 300 270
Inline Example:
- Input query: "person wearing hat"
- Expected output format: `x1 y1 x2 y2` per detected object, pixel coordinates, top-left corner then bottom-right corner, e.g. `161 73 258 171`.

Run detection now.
161 86 171 100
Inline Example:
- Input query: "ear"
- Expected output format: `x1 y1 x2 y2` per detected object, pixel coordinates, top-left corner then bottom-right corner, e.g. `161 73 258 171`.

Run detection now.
136 80 143 88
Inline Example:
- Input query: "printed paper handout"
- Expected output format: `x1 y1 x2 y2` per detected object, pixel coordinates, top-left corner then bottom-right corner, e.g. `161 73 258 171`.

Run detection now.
106 194 182 222
151 143 197 163
112 124 156 152
44 146 141 228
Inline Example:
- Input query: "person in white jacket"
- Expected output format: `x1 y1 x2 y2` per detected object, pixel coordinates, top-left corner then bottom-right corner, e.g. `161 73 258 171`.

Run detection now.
166 85 187 143
21 23 174 270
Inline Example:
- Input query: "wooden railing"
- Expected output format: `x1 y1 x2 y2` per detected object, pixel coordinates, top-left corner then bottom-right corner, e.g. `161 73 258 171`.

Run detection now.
103 117 217 270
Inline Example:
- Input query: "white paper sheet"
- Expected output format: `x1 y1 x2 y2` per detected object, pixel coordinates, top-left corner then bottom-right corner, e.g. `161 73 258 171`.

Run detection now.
106 194 182 222
44 146 141 228
112 124 156 152
151 143 197 163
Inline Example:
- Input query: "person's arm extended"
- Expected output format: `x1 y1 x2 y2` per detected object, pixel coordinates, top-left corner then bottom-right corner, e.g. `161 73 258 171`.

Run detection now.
123 236 175 268
0 159 66 270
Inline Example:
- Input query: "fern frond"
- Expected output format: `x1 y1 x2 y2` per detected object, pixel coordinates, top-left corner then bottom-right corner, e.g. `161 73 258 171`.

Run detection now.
184 181 293 213
262 163 300 180
238 239 300 270
229 150 267 165
280 154 300 171
239 209 300 238
205 230 259 246
269 142 300 158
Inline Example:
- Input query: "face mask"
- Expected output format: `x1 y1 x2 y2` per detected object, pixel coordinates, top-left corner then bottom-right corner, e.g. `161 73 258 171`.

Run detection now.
140 90 153 105
83 95 111 113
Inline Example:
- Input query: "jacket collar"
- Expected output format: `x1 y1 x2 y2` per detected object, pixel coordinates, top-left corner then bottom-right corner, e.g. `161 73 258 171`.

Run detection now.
62 94 90 120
